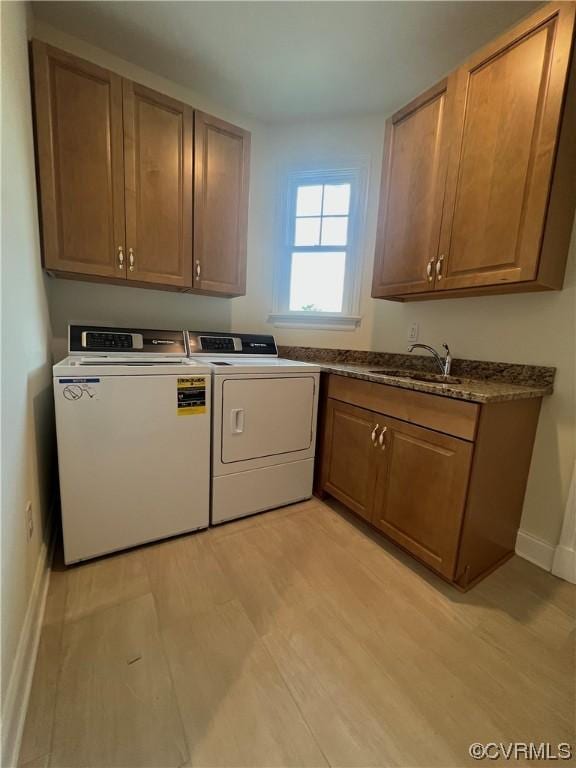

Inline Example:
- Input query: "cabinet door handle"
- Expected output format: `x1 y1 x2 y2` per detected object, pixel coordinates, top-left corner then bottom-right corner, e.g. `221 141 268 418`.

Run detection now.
371 424 380 446
378 425 388 449
426 258 435 282
128 248 135 272
436 254 444 280
117 246 124 269
195 260 201 279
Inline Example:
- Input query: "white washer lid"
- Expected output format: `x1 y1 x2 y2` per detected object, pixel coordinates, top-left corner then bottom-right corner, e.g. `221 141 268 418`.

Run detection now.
195 357 320 375
53 357 212 377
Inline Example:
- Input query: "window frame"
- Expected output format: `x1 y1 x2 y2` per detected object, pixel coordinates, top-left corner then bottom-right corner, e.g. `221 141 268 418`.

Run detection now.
269 164 367 330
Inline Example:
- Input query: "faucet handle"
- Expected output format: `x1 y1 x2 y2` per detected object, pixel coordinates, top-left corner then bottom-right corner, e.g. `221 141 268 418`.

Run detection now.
442 343 452 376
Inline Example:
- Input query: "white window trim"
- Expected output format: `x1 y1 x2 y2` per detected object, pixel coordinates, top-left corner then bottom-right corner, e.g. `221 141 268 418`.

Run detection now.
269 161 369 330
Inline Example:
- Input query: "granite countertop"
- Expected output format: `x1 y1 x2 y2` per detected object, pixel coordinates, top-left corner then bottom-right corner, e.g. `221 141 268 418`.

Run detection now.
278 346 555 404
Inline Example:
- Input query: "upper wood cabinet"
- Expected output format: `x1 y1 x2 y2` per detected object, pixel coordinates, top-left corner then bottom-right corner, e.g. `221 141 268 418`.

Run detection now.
193 112 250 296
438 2 576 291
32 41 126 279
372 2 576 301
123 82 193 288
31 43 250 296
372 79 452 297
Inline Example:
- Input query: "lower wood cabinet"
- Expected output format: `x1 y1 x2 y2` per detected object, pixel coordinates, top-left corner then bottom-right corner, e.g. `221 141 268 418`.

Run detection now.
321 400 380 522
318 375 542 589
371 417 472 579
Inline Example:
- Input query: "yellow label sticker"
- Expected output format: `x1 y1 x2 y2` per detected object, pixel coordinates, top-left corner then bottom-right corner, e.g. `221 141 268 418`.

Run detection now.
177 376 206 415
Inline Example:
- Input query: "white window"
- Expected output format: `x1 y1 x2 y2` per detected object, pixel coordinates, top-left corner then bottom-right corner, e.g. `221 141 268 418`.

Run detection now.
270 167 366 329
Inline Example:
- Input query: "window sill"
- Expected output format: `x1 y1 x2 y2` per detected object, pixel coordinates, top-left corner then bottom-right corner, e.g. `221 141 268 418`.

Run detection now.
267 312 362 330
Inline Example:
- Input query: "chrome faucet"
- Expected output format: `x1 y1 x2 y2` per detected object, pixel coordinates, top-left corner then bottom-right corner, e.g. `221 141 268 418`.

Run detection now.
408 343 452 377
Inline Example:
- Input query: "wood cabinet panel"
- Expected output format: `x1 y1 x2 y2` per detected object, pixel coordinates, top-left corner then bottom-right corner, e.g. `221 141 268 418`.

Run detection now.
194 112 250 295
372 418 472 579
326 374 479 441
316 374 542 589
32 41 125 278
454 398 542 588
320 400 379 521
372 80 451 297
123 82 193 288
32 43 250 296
370 2 576 301
438 3 576 290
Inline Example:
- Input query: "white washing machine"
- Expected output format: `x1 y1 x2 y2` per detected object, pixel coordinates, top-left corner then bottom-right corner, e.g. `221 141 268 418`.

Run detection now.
187 331 320 524
54 325 212 564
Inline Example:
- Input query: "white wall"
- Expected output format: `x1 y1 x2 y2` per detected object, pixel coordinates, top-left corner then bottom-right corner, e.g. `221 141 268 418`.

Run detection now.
230 115 386 348
1 0 55 756
232 113 576 552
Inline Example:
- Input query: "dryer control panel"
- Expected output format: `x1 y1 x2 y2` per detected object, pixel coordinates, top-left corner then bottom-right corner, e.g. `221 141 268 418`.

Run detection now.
187 331 278 357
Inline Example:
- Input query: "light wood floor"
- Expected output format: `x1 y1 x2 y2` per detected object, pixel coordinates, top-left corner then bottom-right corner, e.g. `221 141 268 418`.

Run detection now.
19 498 575 768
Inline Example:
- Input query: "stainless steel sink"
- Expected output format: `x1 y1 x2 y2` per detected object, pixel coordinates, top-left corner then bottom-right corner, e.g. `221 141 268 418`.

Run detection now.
406 372 463 384
369 369 462 385
366 367 414 378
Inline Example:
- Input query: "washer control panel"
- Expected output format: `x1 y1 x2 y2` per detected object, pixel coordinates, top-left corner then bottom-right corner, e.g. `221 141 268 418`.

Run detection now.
69 325 187 356
81 331 143 351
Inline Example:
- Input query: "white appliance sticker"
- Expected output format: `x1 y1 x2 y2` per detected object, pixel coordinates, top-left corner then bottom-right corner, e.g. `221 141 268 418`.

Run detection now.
58 378 101 401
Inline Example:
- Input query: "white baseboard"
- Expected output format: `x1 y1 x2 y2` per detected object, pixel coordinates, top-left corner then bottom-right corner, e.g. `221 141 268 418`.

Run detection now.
552 544 576 584
1 536 54 768
515 529 555 571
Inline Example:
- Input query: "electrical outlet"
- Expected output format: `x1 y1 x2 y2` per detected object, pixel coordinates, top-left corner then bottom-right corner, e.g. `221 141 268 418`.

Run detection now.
408 322 419 342
25 501 33 540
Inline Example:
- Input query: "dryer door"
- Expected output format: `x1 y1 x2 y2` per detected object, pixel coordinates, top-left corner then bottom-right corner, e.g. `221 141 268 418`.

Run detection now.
220 376 315 463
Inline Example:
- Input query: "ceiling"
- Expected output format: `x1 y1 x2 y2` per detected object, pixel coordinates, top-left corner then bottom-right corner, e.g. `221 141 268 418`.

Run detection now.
32 1 540 123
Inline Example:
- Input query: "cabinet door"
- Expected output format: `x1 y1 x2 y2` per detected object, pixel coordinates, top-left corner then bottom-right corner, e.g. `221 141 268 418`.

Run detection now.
437 3 576 290
372 418 472 579
123 82 193 288
372 79 451 297
194 112 250 295
32 41 125 277
320 399 380 522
